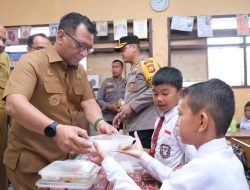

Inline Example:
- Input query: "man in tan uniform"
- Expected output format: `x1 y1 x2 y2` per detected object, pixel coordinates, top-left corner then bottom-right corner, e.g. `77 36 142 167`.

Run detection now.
113 35 160 148
0 24 10 190
26 33 51 52
97 60 126 125
2 12 117 190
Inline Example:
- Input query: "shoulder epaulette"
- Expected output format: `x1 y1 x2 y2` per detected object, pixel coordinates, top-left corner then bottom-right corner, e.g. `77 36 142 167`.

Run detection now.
141 57 160 87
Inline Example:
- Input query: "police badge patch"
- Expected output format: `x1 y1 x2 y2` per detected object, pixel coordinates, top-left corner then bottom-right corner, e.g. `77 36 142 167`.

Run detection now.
160 144 171 158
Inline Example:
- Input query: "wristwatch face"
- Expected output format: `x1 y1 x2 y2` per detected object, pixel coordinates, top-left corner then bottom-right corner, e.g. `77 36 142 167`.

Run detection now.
151 0 169 12
44 123 57 137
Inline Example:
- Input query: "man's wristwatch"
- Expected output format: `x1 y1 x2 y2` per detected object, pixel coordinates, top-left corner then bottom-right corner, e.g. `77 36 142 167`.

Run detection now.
44 121 58 137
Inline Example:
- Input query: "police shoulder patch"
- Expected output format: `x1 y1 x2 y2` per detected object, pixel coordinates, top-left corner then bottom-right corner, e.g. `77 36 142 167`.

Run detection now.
141 57 160 87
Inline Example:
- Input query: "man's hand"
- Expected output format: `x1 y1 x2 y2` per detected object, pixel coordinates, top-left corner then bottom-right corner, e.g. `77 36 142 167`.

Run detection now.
117 131 144 159
53 124 91 154
97 121 118 135
89 141 107 166
106 103 119 112
118 104 134 119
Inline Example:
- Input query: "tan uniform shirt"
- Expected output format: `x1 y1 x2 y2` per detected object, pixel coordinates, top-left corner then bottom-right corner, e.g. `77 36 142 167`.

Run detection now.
125 60 160 132
2 45 93 173
97 78 126 121
0 52 10 155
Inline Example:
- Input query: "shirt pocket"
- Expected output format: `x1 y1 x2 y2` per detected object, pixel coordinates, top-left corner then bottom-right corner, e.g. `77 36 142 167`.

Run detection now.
19 149 47 173
105 85 115 100
73 83 84 103
43 81 63 107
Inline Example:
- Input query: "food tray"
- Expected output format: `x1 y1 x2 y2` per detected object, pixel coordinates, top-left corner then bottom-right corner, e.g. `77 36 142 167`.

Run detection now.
38 160 100 182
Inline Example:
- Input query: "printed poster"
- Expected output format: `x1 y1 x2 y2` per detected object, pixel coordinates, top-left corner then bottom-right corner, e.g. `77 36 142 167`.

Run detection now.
114 19 127 40
49 24 59 37
133 19 148 39
6 27 19 45
20 26 31 39
236 14 249 36
96 21 108 36
197 16 213 38
171 16 194 32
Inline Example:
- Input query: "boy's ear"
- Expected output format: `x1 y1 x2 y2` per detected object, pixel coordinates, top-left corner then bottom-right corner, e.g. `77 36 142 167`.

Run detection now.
198 111 209 133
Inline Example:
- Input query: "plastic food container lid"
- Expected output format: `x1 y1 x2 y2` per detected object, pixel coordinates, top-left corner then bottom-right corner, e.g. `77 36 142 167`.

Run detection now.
36 176 96 190
89 134 135 152
39 160 99 180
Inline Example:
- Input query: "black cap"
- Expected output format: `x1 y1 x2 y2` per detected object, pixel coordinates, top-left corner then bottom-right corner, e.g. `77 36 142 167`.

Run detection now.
114 35 140 52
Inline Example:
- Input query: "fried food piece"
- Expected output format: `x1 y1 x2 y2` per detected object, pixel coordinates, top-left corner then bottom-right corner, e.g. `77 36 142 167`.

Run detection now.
117 143 132 150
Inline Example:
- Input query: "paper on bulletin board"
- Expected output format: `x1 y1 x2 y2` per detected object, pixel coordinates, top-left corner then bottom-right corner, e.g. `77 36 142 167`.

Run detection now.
133 19 148 39
197 16 213 38
87 74 99 89
49 24 59 37
171 16 194 32
96 21 108 36
6 27 19 45
236 14 249 36
20 26 31 39
114 19 127 40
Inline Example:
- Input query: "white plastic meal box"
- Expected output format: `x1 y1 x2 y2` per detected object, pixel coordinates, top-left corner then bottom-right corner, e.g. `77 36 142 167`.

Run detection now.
36 159 100 190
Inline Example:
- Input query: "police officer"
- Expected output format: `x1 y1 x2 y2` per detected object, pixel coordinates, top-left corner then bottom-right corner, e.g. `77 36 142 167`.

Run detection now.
97 59 126 125
2 13 117 190
113 35 160 148
0 24 10 190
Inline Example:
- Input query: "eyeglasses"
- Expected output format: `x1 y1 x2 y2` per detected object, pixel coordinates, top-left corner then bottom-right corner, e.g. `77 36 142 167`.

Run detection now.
63 31 94 54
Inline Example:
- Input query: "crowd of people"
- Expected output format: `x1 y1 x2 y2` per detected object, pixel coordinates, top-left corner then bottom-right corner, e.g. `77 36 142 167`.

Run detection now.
0 12 249 190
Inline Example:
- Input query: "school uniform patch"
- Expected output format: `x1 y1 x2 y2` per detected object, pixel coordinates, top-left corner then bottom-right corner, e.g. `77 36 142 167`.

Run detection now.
164 129 171 135
160 144 171 159
49 94 61 106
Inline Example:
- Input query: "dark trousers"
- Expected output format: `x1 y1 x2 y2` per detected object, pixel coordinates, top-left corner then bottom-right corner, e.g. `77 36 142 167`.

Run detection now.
129 129 154 149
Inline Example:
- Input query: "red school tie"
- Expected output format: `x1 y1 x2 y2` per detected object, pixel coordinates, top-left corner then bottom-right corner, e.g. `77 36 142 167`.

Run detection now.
149 116 165 157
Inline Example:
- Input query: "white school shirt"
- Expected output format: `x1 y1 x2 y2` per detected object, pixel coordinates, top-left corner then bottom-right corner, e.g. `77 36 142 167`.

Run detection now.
240 118 250 130
154 106 196 167
101 138 249 190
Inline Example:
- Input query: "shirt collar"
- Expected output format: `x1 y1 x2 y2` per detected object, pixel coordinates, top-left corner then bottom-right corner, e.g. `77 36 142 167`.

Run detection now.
197 138 228 158
45 44 78 70
162 106 178 120
45 44 63 64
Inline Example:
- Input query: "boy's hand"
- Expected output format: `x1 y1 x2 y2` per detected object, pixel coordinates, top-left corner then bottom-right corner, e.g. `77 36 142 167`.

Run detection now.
97 121 119 135
89 141 107 166
117 131 144 159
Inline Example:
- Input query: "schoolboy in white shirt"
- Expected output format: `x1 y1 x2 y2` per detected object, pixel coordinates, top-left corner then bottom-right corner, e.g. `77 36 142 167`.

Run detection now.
91 78 249 190
149 67 195 168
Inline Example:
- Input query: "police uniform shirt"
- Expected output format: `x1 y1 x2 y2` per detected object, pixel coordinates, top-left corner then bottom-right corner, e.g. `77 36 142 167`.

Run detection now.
153 106 196 168
97 77 126 122
101 138 249 190
2 44 94 173
125 60 159 132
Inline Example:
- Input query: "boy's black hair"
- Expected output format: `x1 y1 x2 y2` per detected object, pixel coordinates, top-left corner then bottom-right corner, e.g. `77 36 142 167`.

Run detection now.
58 12 96 35
180 78 235 136
244 101 250 109
152 67 183 90
112 59 124 68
